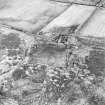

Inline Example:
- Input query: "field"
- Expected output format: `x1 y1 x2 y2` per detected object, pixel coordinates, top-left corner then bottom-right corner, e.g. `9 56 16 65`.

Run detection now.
0 0 105 105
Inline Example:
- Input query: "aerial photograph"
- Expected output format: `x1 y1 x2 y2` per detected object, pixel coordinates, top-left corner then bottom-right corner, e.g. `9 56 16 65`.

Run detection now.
0 0 105 105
